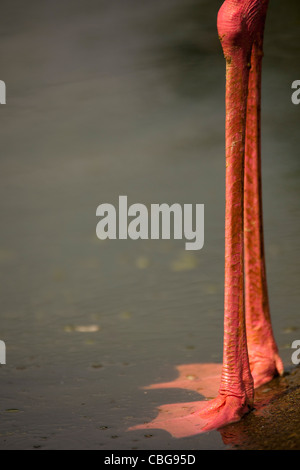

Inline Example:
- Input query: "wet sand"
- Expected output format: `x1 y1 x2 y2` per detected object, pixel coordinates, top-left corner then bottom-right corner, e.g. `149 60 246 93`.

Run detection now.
219 366 300 450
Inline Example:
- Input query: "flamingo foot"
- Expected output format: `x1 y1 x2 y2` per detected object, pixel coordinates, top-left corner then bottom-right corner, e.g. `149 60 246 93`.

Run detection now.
250 351 284 389
198 394 252 432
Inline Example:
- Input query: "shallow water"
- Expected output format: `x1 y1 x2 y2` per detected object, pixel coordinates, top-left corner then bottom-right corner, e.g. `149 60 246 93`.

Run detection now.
0 0 299 450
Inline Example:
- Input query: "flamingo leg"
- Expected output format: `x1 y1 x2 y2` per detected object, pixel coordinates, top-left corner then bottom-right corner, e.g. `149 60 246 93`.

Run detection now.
244 2 284 388
199 0 281 431
199 2 254 431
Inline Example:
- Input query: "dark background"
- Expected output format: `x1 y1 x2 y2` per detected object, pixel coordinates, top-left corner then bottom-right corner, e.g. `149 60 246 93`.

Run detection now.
0 0 299 449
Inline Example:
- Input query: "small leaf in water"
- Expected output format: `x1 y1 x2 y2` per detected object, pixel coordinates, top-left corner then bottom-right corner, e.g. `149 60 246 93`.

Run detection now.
64 325 100 333
84 339 95 345
119 311 132 320
75 325 100 333
64 325 74 333
135 256 150 269
186 375 196 381
283 327 299 334
5 409 20 413
171 252 197 272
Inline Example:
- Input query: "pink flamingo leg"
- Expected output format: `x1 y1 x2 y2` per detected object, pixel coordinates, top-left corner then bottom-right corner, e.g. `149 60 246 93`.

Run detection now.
199 0 270 431
244 1 284 388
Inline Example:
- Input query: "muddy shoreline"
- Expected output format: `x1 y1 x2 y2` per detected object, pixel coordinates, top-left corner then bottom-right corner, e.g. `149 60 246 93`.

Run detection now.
220 366 300 450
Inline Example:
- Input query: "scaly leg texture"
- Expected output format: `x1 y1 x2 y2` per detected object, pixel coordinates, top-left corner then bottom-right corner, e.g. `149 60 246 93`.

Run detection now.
199 0 259 431
244 2 284 388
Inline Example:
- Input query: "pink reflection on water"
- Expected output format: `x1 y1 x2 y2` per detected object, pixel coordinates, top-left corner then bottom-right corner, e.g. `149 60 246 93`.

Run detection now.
128 363 222 438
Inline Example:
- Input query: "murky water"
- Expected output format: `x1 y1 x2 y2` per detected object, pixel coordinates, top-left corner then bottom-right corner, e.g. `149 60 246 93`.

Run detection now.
0 0 299 450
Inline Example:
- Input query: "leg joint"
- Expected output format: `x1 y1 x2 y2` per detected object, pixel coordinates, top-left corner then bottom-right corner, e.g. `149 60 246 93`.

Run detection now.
217 0 267 59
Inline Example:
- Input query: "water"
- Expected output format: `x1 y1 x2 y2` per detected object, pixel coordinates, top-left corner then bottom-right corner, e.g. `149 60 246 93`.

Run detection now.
0 0 299 450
